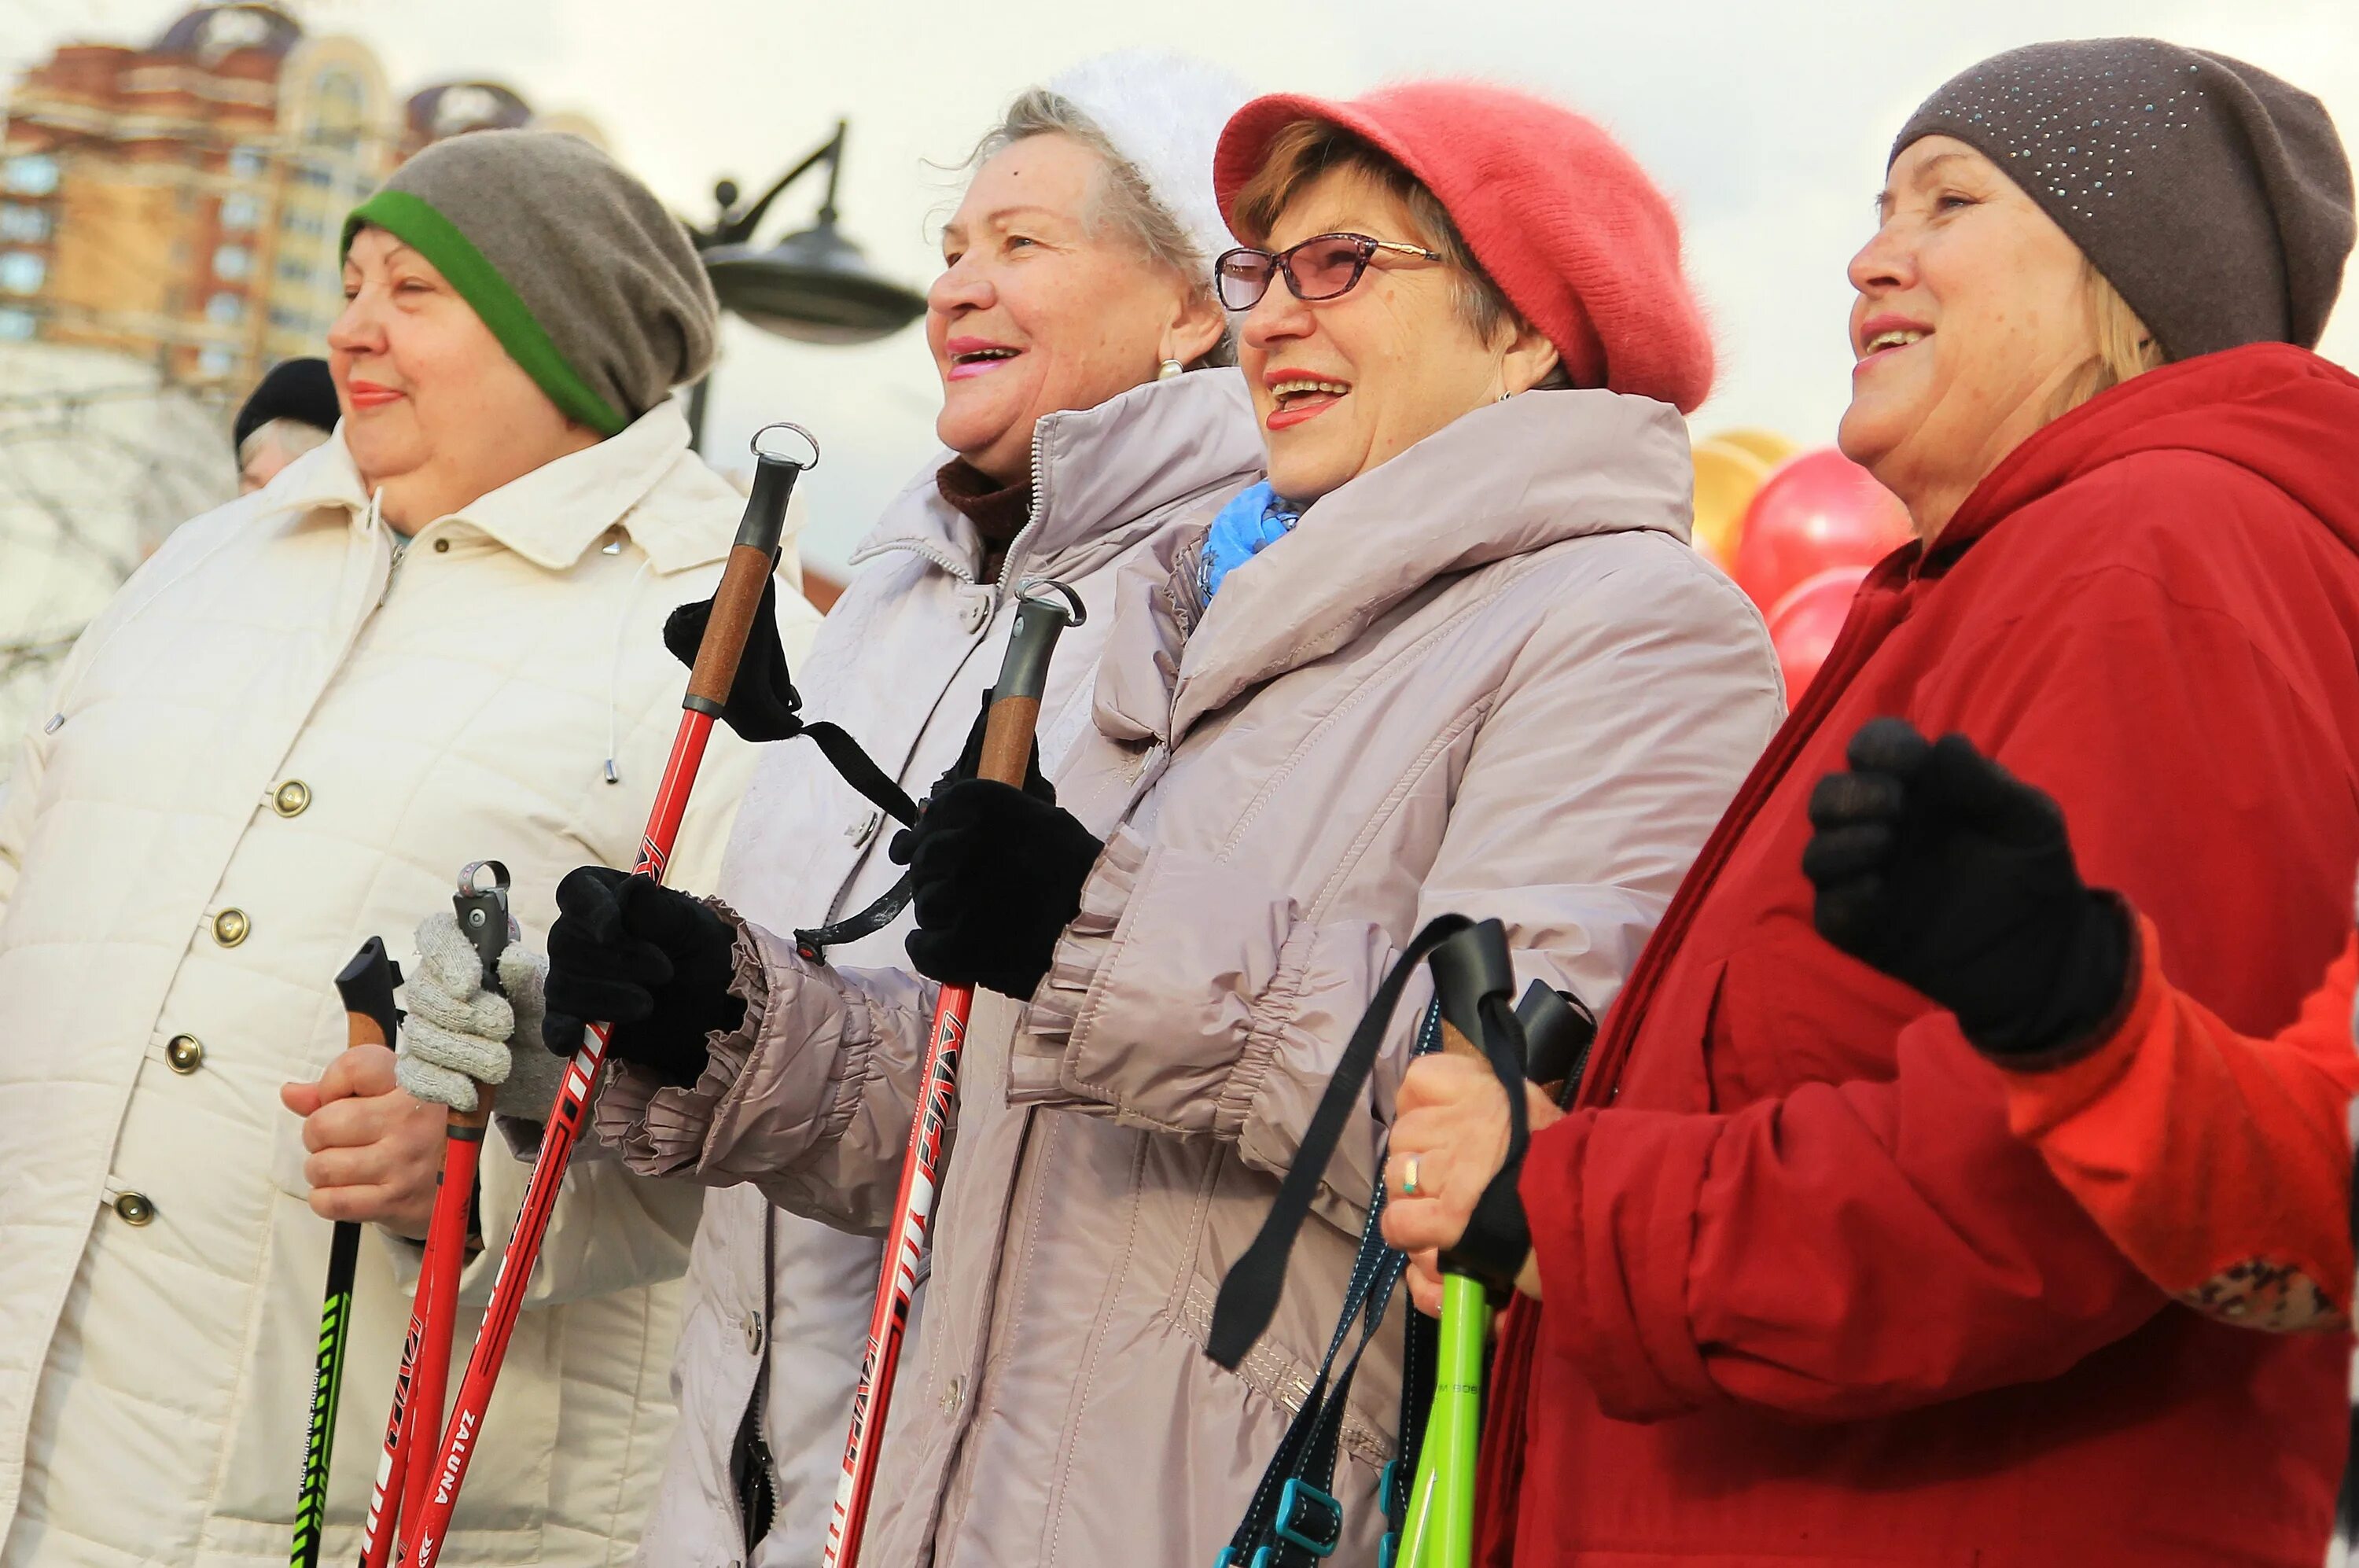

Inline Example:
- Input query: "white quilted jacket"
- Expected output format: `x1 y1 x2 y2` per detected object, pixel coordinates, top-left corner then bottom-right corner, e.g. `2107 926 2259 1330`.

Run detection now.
0 400 819 1567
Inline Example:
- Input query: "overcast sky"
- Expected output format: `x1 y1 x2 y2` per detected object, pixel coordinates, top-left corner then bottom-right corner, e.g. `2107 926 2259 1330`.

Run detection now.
11 0 2359 569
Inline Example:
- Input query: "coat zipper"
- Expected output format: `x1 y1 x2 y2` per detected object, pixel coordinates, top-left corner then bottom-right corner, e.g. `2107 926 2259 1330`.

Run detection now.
988 421 1054 604
377 536 411 609
372 490 408 609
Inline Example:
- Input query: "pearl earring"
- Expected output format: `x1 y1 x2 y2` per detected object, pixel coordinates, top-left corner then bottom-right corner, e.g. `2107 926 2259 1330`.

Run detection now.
1157 358 1184 381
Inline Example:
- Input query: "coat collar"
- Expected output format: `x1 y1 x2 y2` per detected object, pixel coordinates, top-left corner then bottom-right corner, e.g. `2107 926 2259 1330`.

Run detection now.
848 368 1264 584
264 399 738 573
1098 388 1696 743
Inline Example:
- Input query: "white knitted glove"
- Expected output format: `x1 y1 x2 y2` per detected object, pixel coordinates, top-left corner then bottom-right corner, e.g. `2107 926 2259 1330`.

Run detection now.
397 911 562 1121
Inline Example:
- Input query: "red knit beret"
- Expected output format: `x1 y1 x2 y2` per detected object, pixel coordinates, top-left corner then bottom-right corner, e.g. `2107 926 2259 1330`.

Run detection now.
1215 82 1714 413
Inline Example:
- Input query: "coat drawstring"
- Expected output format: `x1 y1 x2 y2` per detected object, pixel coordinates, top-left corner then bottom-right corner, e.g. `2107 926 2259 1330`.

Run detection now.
605 554 654 785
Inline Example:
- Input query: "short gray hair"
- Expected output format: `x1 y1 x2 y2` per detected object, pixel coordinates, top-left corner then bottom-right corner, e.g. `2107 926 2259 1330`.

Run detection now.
973 89 1233 367
237 416 331 473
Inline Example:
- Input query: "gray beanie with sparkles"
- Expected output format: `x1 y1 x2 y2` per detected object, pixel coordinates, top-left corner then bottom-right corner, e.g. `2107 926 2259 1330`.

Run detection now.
344 129 716 435
1893 38 2354 360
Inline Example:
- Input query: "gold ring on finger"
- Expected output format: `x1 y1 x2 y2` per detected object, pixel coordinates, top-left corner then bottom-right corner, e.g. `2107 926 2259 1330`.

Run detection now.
1400 1154 1422 1198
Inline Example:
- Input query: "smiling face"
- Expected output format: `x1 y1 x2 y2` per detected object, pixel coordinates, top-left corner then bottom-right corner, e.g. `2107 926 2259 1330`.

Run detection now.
1237 165 1558 505
329 227 598 529
927 132 1224 484
1838 135 2104 541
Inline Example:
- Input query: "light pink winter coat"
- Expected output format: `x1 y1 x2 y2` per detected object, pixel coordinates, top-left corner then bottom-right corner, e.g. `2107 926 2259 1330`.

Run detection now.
608 367 1264 1568
605 388 1785 1566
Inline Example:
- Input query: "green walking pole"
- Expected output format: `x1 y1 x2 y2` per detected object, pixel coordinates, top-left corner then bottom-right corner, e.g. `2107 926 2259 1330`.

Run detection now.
1400 1273 1489 1568
292 1223 361 1568
1208 918 1590 1568
1402 971 1592 1568
291 937 402 1566
1400 1007 1499 1568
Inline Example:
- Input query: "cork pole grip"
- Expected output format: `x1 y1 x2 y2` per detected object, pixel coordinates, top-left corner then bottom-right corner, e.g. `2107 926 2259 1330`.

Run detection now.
976 696 1044 786
684 544 775 709
346 1011 388 1049
1439 1018 1482 1060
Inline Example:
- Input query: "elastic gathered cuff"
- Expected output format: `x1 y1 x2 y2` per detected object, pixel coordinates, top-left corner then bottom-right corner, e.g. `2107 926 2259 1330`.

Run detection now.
594 897 770 1175
1213 918 1318 1143
1028 823 1150 1055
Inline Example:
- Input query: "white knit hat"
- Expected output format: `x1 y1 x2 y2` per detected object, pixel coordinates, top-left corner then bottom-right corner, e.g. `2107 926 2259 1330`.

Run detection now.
1045 50 1255 271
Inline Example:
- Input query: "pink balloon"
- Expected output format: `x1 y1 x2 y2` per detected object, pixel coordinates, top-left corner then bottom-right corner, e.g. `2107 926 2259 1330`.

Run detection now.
1768 565 1870 701
1732 448 1912 615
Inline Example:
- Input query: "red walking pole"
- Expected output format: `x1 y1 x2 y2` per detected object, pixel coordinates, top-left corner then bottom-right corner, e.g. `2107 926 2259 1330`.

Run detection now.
358 863 517 1568
823 578 1084 1568
398 425 817 1568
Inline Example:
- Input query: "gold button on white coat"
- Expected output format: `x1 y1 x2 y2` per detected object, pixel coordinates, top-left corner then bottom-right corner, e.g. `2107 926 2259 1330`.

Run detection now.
940 1375 962 1413
114 1191 156 1225
271 779 311 817
212 908 249 947
165 1034 204 1073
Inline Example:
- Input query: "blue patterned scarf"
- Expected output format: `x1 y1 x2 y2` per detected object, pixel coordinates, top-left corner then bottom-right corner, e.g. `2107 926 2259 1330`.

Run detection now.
1197 480 1303 610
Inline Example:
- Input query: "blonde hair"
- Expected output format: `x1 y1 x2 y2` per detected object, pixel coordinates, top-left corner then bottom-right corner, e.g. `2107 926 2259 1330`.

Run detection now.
2054 260 2167 417
1228 118 1573 387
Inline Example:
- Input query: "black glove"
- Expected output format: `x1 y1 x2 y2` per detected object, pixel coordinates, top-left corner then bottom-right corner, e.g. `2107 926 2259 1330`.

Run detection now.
886 690 1054 867
1802 716 2131 1059
893 778 1102 998
543 866 746 1087
664 574 801 742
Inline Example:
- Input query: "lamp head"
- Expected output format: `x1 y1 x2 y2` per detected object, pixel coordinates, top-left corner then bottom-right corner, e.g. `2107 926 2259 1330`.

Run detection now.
703 217 926 345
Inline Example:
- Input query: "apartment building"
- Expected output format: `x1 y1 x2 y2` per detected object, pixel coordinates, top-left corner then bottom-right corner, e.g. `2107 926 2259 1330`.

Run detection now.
0 3 600 396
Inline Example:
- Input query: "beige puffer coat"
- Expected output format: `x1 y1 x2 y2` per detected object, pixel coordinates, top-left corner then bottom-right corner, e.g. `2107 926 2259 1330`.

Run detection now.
0 402 817 1567
613 369 1263 1568
604 388 1785 1566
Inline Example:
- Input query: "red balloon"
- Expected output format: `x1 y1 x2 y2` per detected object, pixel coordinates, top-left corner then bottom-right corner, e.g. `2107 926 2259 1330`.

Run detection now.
1768 565 1869 701
1731 448 1912 615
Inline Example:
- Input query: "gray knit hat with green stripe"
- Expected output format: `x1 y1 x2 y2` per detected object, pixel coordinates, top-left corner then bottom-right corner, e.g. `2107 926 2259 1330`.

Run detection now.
344 130 716 435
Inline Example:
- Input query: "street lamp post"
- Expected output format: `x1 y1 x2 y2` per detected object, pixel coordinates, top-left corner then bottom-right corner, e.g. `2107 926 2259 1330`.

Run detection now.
686 119 927 452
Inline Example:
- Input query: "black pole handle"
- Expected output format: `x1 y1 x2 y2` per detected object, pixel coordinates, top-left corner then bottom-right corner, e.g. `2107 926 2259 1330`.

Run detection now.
734 423 819 557
973 580 1084 786
686 425 820 716
454 860 515 997
334 937 403 1048
994 580 1086 705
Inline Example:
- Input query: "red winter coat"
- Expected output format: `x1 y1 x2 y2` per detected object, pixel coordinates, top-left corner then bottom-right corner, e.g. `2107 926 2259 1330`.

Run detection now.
2000 918 2359 1328
1481 344 2359 1567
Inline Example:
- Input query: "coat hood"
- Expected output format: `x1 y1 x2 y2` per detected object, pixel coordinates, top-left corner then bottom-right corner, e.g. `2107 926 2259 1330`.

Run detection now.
1102 386 1696 742
1940 342 2359 562
850 367 1264 587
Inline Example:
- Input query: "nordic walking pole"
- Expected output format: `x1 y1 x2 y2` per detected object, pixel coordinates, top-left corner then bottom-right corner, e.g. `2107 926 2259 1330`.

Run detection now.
1404 1275 1489 1568
823 577 1086 1568
362 865 513 1568
399 863 513 1528
1398 1018 1493 1568
1402 977 1587 1568
296 937 402 1568
396 425 817 1568
372 863 517 1564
